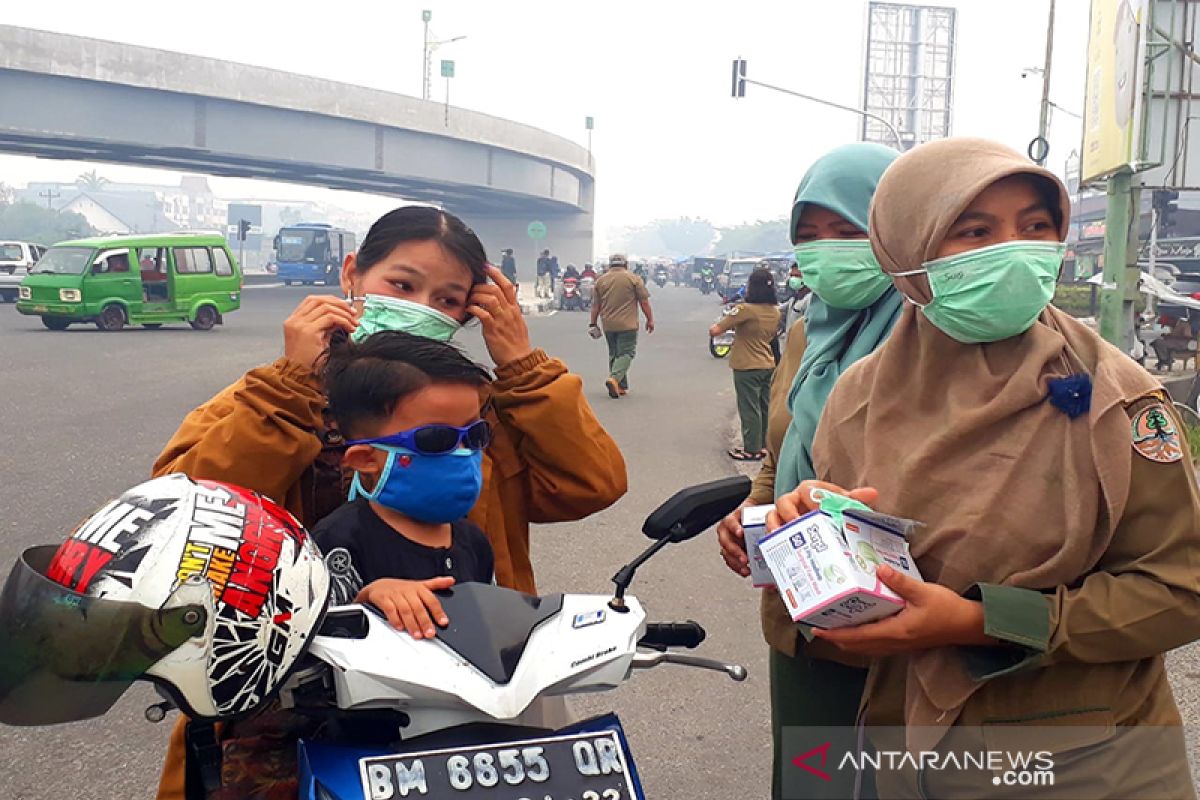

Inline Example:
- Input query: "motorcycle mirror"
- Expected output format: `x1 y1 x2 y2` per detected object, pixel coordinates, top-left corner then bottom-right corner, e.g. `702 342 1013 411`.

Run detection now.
641 476 751 543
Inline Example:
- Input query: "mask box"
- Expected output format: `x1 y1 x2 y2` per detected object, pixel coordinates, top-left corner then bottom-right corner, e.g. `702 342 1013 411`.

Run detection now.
758 509 923 629
741 504 776 588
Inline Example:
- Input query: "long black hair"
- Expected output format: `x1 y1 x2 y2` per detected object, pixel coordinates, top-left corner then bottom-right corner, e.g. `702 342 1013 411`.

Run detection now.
354 206 489 285
745 267 778 304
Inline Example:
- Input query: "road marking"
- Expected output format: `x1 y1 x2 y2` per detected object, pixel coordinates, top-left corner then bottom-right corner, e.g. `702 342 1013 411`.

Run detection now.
242 283 283 290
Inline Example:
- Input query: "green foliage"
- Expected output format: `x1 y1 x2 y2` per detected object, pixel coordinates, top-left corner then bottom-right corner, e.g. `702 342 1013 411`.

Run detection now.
1184 422 1200 463
76 169 110 191
611 217 716 258
0 201 96 246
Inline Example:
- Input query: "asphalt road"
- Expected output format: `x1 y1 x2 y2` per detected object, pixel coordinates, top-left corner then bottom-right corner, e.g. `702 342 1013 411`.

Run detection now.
1 285 1197 798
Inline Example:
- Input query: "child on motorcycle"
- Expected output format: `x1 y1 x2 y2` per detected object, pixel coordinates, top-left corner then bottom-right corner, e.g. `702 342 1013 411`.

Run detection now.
315 329 496 639
209 330 497 798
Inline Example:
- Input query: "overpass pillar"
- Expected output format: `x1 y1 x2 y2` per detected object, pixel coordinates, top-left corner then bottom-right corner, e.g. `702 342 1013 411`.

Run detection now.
456 211 595 284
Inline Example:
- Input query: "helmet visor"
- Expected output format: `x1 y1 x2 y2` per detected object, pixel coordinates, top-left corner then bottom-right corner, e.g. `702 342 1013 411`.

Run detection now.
0 546 205 726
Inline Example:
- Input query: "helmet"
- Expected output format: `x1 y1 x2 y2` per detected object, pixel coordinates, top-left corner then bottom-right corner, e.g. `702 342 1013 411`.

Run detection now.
0 474 330 726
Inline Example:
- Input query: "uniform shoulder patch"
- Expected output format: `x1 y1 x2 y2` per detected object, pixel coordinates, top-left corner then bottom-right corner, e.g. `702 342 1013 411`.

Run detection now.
727 304 741 315
1130 403 1184 464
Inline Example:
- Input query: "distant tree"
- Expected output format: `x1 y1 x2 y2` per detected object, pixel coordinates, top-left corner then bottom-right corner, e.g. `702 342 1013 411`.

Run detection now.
0 182 13 206
715 218 791 255
76 169 110 192
0 202 96 245
279 206 305 226
609 217 717 258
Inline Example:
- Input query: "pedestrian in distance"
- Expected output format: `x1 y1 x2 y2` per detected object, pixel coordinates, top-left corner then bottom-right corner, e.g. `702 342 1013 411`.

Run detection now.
500 247 518 289
589 253 654 399
777 137 1200 798
536 249 553 299
714 141 901 800
711 268 781 461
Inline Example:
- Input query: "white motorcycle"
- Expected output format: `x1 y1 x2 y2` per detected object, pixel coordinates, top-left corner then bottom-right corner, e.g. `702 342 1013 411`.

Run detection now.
274 477 751 800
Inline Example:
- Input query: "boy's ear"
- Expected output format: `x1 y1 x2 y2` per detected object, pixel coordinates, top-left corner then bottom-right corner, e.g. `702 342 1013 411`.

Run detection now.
343 444 383 475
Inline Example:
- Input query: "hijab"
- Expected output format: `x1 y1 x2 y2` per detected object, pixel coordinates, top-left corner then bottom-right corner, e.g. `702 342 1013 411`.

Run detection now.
811 137 1160 747
776 143 902 496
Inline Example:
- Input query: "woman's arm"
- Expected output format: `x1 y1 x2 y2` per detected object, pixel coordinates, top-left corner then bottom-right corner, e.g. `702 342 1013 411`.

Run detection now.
489 350 628 522
152 357 326 504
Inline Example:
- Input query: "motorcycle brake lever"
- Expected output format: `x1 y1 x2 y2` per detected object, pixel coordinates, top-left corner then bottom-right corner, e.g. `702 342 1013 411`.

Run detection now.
632 650 748 682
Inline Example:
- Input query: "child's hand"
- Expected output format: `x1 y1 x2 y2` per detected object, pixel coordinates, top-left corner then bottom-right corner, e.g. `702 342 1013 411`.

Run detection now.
356 577 456 639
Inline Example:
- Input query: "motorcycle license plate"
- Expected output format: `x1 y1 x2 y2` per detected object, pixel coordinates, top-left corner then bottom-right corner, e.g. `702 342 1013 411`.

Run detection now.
712 333 735 346
359 730 637 800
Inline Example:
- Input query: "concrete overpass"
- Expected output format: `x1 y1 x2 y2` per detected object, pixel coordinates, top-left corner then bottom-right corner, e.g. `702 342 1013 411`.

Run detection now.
0 25 595 265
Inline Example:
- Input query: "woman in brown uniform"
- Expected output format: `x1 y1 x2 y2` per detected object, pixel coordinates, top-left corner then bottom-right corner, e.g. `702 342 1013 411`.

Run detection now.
710 267 781 461
776 138 1200 797
154 206 627 799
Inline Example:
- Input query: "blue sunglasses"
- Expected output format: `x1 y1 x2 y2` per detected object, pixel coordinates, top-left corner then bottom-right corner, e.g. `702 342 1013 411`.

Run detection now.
347 420 492 456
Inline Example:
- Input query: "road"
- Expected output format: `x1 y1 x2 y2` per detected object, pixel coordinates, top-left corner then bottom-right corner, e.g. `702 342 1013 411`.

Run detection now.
1 284 1197 798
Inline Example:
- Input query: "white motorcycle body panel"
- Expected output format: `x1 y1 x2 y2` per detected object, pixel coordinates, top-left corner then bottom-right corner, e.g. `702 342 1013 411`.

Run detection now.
307 594 645 739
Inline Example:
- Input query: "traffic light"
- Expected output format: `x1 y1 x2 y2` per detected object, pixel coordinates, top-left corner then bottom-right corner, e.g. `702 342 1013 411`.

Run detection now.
731 58 747 98
1152 189 1180 230
237 219 250 241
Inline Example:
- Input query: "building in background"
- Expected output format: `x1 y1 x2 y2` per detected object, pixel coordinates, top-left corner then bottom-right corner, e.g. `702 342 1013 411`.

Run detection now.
861 2 957 150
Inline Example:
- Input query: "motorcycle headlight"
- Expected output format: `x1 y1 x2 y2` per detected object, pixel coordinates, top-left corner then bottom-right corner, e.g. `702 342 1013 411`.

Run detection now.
19 286 31 300
59 289 82 302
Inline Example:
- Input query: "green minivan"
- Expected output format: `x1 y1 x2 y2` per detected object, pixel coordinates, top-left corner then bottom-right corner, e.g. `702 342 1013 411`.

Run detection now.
16 232 242 331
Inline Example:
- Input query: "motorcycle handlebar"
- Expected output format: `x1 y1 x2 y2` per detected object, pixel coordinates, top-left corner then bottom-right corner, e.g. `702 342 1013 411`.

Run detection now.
638 621 707 650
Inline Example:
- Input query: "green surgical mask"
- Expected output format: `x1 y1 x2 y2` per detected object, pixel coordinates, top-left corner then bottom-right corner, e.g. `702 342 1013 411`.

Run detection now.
794 240 892 310
786 275 805 292
811 488 873 529
350 294 462 343
894 241 1065 344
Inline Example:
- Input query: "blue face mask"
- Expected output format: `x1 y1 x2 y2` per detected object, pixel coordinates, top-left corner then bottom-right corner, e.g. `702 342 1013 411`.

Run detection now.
349 446 483 524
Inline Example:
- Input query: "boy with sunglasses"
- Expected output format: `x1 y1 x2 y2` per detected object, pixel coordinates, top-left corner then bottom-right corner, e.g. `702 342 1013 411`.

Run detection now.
315 330 496 640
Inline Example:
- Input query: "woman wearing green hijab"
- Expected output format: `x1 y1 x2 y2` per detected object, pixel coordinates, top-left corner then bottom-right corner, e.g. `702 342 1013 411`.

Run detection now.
717 142 900 800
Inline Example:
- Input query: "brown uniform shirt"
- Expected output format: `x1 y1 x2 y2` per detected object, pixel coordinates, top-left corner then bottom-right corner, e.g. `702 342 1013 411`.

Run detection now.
594 269 649 332
715 302 781 371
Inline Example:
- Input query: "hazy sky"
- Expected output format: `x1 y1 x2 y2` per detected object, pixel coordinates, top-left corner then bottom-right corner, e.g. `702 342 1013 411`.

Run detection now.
1 0 1089 246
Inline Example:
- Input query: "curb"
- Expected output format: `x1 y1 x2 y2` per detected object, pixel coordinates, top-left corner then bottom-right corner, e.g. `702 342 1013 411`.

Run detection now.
519 297 556 316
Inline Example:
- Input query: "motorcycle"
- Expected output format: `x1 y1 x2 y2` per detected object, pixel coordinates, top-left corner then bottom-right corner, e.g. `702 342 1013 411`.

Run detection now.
709 303 736 359
281 477 750 799
559 277 583 311
699 271 716 296
652 268 668 288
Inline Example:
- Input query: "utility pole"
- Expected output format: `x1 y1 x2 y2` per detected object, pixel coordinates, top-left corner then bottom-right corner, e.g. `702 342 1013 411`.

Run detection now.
1033 0 1057 164
39 189 59 209
1099 170 1140 352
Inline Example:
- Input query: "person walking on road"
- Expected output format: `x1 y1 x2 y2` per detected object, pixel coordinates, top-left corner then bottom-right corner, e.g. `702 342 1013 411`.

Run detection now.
536 249 553 299
590 253 654 399
710 268 780 461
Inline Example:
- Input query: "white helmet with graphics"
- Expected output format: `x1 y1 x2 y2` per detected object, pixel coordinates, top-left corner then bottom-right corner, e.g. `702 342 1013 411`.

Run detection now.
0 473 330 725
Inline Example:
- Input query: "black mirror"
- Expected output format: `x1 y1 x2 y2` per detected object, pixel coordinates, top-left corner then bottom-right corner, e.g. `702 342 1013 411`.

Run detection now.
642 476 751 542
273 235 281 250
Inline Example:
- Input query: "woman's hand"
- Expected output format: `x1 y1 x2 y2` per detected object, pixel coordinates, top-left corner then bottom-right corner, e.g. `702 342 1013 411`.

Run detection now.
469 266 534 367
767 480 880 531
355 576 456 640
717 502 752 578
812 566 992 657
282 295 360 371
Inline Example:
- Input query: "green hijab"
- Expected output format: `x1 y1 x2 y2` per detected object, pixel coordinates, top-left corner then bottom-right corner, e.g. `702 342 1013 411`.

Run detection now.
775 143 903 497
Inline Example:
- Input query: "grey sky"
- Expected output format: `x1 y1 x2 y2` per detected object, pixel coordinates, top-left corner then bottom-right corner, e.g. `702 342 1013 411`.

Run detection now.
1 0 1089 247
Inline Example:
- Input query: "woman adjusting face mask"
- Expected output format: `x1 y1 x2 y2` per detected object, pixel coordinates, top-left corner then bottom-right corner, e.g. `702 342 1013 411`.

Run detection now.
351 294 463 342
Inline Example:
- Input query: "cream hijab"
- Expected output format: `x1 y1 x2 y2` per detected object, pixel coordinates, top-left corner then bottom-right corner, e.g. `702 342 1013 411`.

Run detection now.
811 138 1160 746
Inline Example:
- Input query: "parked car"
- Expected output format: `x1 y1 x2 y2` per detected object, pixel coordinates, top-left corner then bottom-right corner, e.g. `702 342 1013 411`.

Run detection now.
0 242 48 302
0 241 46 275
16 232 243 331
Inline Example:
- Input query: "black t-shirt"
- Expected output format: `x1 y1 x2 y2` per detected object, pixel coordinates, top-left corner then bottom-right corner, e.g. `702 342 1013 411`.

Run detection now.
312 500 495 605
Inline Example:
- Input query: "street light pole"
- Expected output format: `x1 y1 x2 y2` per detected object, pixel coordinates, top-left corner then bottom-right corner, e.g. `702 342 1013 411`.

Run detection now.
421 10 432 101
1034 0 1057 163
740 77 903 150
